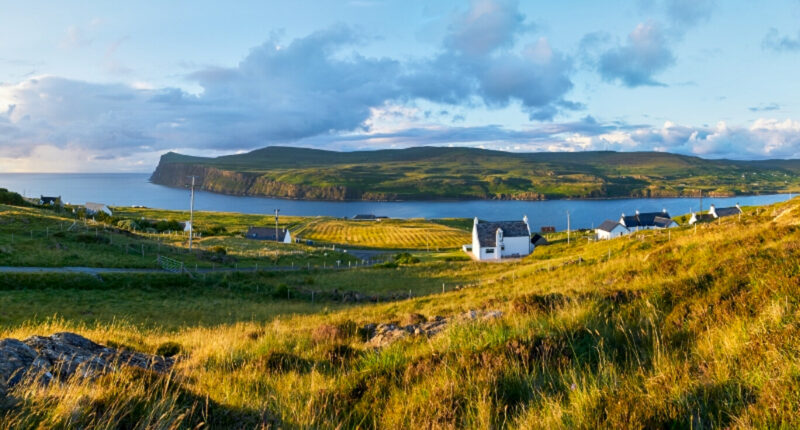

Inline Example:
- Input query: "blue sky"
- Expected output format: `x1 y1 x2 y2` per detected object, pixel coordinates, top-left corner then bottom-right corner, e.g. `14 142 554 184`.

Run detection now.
1 0 800 172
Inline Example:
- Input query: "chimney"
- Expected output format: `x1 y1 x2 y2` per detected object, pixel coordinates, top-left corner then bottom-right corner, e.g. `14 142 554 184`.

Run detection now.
662 208 667 213
522 214 529 225
635 209 640 215
473 217 479 226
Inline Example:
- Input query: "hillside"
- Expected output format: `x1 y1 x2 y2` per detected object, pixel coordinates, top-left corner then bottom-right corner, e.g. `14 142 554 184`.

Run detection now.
2 198 800 427
150 146 800 201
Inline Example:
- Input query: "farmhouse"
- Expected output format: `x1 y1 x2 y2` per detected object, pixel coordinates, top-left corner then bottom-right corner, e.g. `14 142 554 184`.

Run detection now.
596 220 630 240
471 216 533 261
39 195 62 206
709 204 742 218
619 209 678 231
245 226 292 243
84 202 112 216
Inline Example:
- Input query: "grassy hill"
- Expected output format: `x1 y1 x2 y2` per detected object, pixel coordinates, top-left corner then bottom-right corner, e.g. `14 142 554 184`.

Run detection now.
2 198 800 427
150 146 800 201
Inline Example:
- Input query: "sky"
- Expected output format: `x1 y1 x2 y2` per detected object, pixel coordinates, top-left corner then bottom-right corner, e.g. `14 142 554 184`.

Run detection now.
1 0 800 172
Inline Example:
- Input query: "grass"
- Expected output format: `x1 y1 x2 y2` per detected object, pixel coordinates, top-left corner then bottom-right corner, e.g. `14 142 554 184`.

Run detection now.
2 199 800 427
292 218 470 250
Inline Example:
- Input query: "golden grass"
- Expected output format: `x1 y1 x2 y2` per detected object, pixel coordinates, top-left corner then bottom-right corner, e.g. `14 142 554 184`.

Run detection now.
2 199 800 428
292 218 470 250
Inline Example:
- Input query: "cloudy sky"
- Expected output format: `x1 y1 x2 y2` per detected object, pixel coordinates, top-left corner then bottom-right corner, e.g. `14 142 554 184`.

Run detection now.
1 0 800 172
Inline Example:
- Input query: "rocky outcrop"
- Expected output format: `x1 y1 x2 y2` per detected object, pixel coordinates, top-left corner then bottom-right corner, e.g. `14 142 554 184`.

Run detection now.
0 332 174 399
362 310 503 349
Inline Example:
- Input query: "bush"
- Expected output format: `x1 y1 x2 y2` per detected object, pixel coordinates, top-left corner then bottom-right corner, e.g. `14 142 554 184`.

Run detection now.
116 219 140 230
374 261 398 269
209 246 227 255
393 252 420 265
0 188 25 205
155 341 182 357
203 225 228 236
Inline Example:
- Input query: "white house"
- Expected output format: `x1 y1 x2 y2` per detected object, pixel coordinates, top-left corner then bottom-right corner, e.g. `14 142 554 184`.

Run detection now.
709 204 742 219
245 226 293 243
619 209 678 231
84 202 112 216
596 220 630 240
471 216 533 261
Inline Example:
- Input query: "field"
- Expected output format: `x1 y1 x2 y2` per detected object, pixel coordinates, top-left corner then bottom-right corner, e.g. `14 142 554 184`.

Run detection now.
151 146 800 200
2 198 800 428
292 218 471 250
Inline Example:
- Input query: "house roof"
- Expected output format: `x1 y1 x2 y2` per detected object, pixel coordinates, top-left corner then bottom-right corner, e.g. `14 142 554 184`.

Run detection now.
475 220 529 247
714 206 741 217
40 196 60 203
531 233 549 246
353 214 377 220
621 211 672 228
246 226 289 241
597 220 625 232
693 213 715 222
653 216 675 228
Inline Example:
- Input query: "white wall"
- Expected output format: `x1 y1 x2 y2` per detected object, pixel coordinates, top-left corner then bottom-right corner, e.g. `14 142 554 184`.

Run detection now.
596 225 629 240
499 236 531 258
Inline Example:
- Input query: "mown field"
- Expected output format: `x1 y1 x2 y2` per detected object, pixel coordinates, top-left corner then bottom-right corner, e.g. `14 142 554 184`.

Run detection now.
292 218 470 250
2 198 800 428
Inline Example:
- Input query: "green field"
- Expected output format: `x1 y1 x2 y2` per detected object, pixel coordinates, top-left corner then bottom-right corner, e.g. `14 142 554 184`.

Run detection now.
3 197 800 427
150 146 800 201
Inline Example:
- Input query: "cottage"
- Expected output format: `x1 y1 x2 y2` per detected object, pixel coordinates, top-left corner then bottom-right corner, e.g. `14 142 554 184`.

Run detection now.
39 195 62 206
688 212 715 224
619 209 678 231
245 226 292 243
84 202 112 216
596 220 630 240
709 204 742 218
471 216 533 261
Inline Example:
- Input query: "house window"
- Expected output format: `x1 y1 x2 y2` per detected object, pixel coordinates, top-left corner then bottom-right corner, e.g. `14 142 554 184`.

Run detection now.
485 248 494 254
501 245 505 250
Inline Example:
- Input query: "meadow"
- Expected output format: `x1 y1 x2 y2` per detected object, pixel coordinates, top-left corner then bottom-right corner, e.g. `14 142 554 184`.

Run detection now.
1 198 800 428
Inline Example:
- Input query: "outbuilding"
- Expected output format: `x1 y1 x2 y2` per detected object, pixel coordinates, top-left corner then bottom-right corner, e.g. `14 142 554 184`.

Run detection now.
596 220 630 240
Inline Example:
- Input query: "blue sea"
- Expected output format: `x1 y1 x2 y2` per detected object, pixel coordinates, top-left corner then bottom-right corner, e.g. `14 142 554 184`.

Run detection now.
0 173 792 230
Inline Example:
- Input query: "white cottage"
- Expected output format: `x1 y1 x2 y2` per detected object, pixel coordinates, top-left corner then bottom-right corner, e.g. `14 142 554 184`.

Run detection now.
619 209 678 231
596 220 630 240
690 204 742 224
471 216 533 261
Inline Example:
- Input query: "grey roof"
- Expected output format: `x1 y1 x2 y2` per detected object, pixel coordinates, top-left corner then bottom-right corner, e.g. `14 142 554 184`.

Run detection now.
246 227 289 241
714 206 741 217
693 213 715 223
653 216 676 228
531 233 549 246
597 220 624 232
85 202 109 211
621 211 672 228
475 220 529 247
40 196 60 204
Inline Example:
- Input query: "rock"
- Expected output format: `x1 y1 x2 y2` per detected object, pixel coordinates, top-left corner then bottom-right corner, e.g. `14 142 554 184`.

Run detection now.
0 332 174 397
362 309 502 349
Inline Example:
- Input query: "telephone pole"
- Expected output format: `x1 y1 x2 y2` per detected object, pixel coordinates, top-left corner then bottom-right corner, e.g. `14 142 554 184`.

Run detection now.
274 209 280 243
188 176 197 250
566 210 571 245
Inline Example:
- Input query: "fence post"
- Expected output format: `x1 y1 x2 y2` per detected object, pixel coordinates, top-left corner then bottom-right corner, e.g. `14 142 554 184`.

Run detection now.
141 244 144 257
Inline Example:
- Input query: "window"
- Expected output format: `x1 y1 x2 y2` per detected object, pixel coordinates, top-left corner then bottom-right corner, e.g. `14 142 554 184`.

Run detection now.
501 245 505 250
485 248 494 254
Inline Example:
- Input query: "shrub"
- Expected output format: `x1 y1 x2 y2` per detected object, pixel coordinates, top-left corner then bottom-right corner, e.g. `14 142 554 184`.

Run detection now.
394 252 420 265
0 188 25 205
209 246 227 255
155 341 182 357
203 225 228 236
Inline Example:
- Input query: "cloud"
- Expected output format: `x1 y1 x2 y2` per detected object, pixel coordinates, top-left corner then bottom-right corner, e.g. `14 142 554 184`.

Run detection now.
444 0 531 57
763 28 800 52
663 0 714 29
59 26 94 49
594 22 675 87
749 103 781 112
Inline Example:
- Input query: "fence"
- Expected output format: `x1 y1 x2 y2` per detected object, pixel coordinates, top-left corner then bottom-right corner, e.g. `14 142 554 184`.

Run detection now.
157 255 184 273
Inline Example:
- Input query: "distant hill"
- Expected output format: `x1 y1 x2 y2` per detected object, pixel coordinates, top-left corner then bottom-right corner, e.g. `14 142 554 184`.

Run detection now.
150 146 800 201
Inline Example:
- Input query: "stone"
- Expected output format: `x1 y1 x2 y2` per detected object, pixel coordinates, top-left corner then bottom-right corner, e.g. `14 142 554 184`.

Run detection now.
362 309 502 349
0 332 174 398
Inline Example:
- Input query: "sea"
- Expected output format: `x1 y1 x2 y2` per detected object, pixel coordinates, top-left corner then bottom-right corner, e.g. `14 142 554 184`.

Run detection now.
0 173 792 230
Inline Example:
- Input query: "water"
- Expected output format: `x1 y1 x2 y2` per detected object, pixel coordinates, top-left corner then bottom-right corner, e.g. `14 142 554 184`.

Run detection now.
1 173 792 230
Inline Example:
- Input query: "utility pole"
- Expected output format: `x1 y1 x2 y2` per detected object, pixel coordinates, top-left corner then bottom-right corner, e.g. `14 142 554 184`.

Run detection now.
274 209 280 243
699 190 703 213
566 210 571 245
188 176 197 250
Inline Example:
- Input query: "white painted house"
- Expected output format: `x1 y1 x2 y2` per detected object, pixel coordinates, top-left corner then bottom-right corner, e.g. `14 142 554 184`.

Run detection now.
619 209 678 231
245 226 293 243
84 202 112 216
690 204 742 224
471 216 533 261
596 220 630 240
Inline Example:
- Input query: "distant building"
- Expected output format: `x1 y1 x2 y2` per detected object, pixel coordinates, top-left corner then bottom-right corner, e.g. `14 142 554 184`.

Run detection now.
352 214 388 221
689 204 742 224
471 216 533 261
540 226 556 233
39 195 62 206
245 226 292 243
596 220 630 240
84 202 112 216
619 209 678 231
